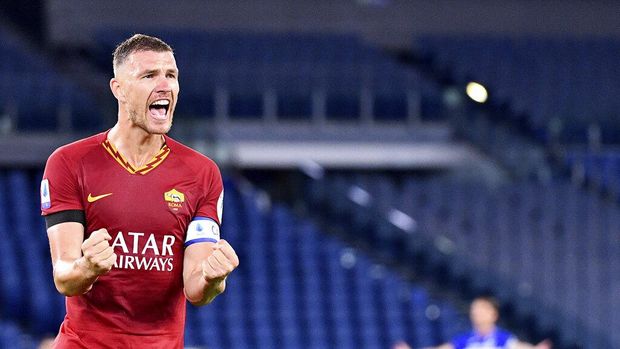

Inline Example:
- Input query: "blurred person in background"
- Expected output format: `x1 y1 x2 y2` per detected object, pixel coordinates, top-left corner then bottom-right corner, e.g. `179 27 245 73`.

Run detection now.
41 34 239 348
394 296 551 349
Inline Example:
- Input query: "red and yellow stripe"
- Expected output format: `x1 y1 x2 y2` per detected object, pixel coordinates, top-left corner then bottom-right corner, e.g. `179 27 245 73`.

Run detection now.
102 139 170 175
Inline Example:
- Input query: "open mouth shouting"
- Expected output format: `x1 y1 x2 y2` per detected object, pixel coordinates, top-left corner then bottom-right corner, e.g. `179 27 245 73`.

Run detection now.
149 99 171 121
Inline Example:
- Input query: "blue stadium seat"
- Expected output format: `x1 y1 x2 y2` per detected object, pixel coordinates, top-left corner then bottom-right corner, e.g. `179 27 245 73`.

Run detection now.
12 167 608 348
0 28 103 133
416 35 620 143
90 29 443 122
0 321 37 349
0 174 27 321
325 172 620 347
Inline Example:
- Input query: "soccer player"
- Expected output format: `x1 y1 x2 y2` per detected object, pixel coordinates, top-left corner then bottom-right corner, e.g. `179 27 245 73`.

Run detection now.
419 296 551 349
40 34 239 348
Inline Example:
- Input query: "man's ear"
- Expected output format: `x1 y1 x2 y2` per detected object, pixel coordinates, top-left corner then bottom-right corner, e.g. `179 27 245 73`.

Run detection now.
110 78 125 103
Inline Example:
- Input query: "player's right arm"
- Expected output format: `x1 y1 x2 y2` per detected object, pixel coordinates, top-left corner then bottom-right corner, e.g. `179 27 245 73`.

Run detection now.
47 224 116 296
42 148 115 296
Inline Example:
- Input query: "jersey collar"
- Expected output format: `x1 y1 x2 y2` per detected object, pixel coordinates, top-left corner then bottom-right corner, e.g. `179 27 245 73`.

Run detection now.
102 135 170 175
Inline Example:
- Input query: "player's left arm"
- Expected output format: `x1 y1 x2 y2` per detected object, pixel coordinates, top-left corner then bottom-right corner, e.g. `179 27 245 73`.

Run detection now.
182 161 238 306
183 239 239 306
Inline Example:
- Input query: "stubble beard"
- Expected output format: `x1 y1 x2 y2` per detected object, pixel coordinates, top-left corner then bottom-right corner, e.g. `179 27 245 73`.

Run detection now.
128 108 172 135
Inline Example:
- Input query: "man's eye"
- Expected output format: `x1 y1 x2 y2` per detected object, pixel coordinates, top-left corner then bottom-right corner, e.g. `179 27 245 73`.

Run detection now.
144 74 153 79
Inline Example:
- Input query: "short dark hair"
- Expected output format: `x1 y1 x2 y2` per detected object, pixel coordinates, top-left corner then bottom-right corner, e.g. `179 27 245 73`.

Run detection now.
112 34 173 75
473 295 500 313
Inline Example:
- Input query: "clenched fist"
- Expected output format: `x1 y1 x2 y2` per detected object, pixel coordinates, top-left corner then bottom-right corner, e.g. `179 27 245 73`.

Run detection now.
81 228 117 276
202 239 239 282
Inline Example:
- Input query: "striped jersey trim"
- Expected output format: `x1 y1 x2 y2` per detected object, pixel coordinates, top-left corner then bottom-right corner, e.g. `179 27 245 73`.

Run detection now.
102 139 170 175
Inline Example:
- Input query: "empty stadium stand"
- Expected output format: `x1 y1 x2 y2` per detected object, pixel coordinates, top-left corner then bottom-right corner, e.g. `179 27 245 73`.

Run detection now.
565 150 620 199
2 5 620 347
302 171 620 348
416 36 620 144
0 320 37 349
0 27 103 133
91 30 443 123
0 169 478 349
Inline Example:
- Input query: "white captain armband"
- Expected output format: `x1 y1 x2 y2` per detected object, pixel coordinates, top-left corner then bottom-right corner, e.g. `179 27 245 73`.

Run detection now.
185 217 220 247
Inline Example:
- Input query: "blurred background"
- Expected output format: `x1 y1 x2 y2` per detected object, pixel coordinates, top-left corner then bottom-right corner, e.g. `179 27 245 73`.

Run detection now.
1 0 619 348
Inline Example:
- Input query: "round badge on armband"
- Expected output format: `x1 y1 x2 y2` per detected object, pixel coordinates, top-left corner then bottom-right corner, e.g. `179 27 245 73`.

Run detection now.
185 217 220 247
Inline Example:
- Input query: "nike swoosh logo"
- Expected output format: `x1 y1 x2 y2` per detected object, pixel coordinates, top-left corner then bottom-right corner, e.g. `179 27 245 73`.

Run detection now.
87 193 113 203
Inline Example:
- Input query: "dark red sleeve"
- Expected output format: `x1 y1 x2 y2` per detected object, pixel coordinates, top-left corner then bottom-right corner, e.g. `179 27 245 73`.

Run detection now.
41 148 84 216
194 160 223 225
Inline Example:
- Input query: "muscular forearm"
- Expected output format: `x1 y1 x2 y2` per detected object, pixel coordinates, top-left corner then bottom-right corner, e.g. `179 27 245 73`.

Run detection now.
184 269 226 306
53 258 100 296
183 239 238 306
48 226 116 296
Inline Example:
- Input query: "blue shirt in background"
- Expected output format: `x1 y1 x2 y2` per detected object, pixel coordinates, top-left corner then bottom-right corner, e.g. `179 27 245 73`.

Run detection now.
451 327 516 349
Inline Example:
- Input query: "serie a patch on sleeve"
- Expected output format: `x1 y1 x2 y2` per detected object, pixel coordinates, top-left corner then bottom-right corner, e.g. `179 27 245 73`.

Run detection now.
41 179 51 209
185 217 220 247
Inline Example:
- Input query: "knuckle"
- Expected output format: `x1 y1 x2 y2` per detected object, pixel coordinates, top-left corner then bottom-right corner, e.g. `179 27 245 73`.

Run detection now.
225 246 237 256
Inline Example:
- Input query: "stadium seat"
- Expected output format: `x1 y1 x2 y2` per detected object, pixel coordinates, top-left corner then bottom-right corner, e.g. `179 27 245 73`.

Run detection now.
0 28 103 133
12 161 618 348
313 172 620 347
88 30 444 122
416 35 620 143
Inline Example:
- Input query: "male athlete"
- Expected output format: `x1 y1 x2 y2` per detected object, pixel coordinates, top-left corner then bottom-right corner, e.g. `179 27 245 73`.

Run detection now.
41 34 239 348
422 296 551 349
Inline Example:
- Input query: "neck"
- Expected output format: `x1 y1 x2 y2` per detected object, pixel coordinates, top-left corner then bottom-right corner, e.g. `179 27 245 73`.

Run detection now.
107 123 165 168
475 324 496 337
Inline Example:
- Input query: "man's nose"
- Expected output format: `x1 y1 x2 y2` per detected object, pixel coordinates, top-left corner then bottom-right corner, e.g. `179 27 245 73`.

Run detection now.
155 76 172 92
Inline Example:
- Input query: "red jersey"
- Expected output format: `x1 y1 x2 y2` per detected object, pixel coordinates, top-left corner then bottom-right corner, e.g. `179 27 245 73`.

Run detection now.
41 131 223 349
